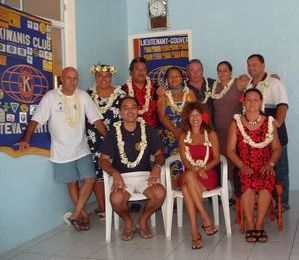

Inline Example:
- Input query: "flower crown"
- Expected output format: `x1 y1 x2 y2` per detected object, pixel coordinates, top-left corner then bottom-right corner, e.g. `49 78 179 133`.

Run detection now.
89 63 117 75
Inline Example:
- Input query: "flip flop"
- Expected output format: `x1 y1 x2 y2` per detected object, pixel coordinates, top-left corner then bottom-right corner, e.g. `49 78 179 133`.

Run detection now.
192 236 203 250
80 222 90 231
201 224 218 236
245 230 256 243
121 230 135 241
67 218 81 231
255 230 268 243
136 225 153 239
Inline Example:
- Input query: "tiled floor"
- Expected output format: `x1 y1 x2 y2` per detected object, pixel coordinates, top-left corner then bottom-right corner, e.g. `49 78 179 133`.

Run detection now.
1 191 298 260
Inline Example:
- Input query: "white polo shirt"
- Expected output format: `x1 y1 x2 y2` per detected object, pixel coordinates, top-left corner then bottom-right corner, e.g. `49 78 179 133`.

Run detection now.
32 88 103 163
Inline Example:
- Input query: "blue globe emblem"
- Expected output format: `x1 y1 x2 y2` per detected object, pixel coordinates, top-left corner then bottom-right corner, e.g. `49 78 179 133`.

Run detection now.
148 65 188 87
1 64 49 104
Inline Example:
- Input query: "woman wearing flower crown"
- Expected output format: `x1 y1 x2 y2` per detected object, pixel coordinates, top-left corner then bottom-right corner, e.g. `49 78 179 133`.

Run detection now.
86 62 126 219
157 67 197 180
227 88 282 243
211 61 246 205
178 101 220 249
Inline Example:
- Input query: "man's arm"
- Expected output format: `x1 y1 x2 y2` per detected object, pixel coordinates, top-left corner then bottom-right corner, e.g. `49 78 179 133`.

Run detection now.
275 104 288 128
94 119 107 137
19 120 39 151
149 148 164 186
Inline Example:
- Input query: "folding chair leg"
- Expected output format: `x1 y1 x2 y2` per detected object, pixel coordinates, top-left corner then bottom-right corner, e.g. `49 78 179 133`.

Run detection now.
161 200 167 235
166 196 174 239
221 192 232 237
105 199 113 243
177 197 183 227
212 196 219 226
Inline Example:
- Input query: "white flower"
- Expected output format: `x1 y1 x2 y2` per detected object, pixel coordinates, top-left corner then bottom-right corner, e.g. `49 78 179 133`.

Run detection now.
211 77 235 100
88 129 96 143
166 85 189 113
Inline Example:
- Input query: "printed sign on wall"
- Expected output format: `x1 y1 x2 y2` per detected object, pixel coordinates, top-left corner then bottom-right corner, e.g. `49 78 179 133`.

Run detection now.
0 4 53 157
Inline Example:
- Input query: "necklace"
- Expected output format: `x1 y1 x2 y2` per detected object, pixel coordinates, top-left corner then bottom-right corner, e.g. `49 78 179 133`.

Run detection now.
166 85 189 113
184 130 211 167
114 118 148 168
211 77 235 100
61 89 80 127
91 84 121 114
245 115 261 126
234 114 274 148
127 77 152 115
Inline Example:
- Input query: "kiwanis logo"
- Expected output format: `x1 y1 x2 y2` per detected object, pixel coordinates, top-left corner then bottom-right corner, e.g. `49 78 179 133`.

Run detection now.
0 64 49 104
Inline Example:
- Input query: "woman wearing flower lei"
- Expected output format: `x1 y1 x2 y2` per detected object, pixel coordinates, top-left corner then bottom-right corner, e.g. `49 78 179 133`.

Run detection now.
227 88 281 243
86 62 126 219
211 61 247 206
178 101 220 249
157 66 197 180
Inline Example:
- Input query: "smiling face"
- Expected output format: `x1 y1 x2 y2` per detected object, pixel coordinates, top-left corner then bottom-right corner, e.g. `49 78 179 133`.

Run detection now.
120 97 138 123
217 63 232 84
187 62 203 83
247 56 265 79
95 71 112 89
166 68 183 88
61 67 79 95
244 90 263 113
130 62 147 85
189 109 202 129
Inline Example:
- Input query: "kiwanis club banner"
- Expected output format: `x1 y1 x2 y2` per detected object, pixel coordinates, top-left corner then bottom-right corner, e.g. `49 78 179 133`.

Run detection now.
129 30 192 86
0 4 53 157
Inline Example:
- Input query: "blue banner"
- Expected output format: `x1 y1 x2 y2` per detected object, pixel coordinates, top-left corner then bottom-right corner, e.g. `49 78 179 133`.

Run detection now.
0 4 53 157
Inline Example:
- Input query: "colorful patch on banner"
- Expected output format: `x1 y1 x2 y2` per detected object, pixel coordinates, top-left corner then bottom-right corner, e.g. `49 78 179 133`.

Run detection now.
0 3 53 156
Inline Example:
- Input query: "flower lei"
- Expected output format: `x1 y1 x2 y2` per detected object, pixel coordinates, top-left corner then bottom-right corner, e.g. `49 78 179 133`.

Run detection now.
184 130 211 167
61 90 80 127
201 77 211 104
114 118 148 168
165 85 189 113
127 76 152 115
89 64 117 75
234 114 274 148
91 85 121 114
211 77 235 100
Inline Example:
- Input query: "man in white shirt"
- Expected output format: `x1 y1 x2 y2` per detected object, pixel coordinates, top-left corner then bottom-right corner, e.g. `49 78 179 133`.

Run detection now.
246 54 290 210
20 67 107 231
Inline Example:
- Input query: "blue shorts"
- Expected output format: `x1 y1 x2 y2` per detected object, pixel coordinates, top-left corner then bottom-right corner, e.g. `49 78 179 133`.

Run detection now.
53 154 96 183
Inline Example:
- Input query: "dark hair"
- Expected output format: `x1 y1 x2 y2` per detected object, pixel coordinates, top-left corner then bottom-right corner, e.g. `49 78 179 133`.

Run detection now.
243 88 263 101
129 57 148 73
217 61 233 72
119 95 138 108
181 102 213 133
186 59 203 71
165 66 184 79
247 54 265 64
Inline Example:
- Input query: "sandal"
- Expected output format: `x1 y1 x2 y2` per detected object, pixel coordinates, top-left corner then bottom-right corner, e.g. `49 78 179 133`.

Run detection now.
201 224 218 236
192 235 203 250
245 230 256 243
68 218 81 231
121 230 135 241
255 230 268 243
136 225 153 239
80 221 90 231
97 212 106 220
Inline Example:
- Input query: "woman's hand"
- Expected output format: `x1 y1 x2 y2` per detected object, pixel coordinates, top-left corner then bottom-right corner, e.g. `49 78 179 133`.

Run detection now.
240 165 254 175
260 163 275 175
192 166 208 179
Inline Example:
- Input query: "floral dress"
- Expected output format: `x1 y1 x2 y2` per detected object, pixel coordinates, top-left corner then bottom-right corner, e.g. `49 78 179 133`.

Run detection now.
235 117 276 195
86 88 126 180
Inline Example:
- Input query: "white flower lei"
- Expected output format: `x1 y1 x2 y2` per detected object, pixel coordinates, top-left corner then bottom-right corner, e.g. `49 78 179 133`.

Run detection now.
184 130 211 167
234 114 274 148
89 64 117 75
165 85 189 113
201 77 211 104
61 89 80 127
211 77 235 100
127 76 152 115
91 85 121 114
114 118 148 168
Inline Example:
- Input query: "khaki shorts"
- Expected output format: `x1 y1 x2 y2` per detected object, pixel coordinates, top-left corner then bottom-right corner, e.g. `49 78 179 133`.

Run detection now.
121 171 151 195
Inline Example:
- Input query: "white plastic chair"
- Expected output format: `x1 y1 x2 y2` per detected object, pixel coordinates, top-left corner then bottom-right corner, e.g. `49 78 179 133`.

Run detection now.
103 169 167 243
165 154 231 239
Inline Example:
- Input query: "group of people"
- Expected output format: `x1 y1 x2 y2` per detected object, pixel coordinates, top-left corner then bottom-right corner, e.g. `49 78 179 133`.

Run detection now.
19 53 289 248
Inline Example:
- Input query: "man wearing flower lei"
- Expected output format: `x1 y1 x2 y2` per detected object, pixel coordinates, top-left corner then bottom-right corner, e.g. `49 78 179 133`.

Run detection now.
99 96 165 241
122 57 158 128
178 101 220 249
86 62 126 220
20 67 107 231
243 54 289 211
227 88 282 243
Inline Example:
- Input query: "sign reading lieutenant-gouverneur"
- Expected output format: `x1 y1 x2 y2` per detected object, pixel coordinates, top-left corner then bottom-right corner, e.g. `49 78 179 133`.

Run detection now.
0 4 53 157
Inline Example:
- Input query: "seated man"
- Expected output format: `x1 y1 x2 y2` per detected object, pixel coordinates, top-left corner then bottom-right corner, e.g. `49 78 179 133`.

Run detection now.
99 96 165 241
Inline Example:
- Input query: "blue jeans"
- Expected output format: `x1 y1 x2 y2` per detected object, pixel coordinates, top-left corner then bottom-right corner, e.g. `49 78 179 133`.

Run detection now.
275 145 289 207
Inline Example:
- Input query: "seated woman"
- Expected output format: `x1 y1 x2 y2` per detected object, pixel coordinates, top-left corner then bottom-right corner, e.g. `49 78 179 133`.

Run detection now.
157 66 196 181
227 88 282 243
178 102 220 249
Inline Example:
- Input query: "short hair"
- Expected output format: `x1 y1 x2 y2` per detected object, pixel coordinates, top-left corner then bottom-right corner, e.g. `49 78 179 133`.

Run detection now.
119 95 138 109
243 88 263 101
186 59 203 71
181 101 213 133
129 57 148 73
217 61 233 72
247 54 265 64
165 66 184 79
